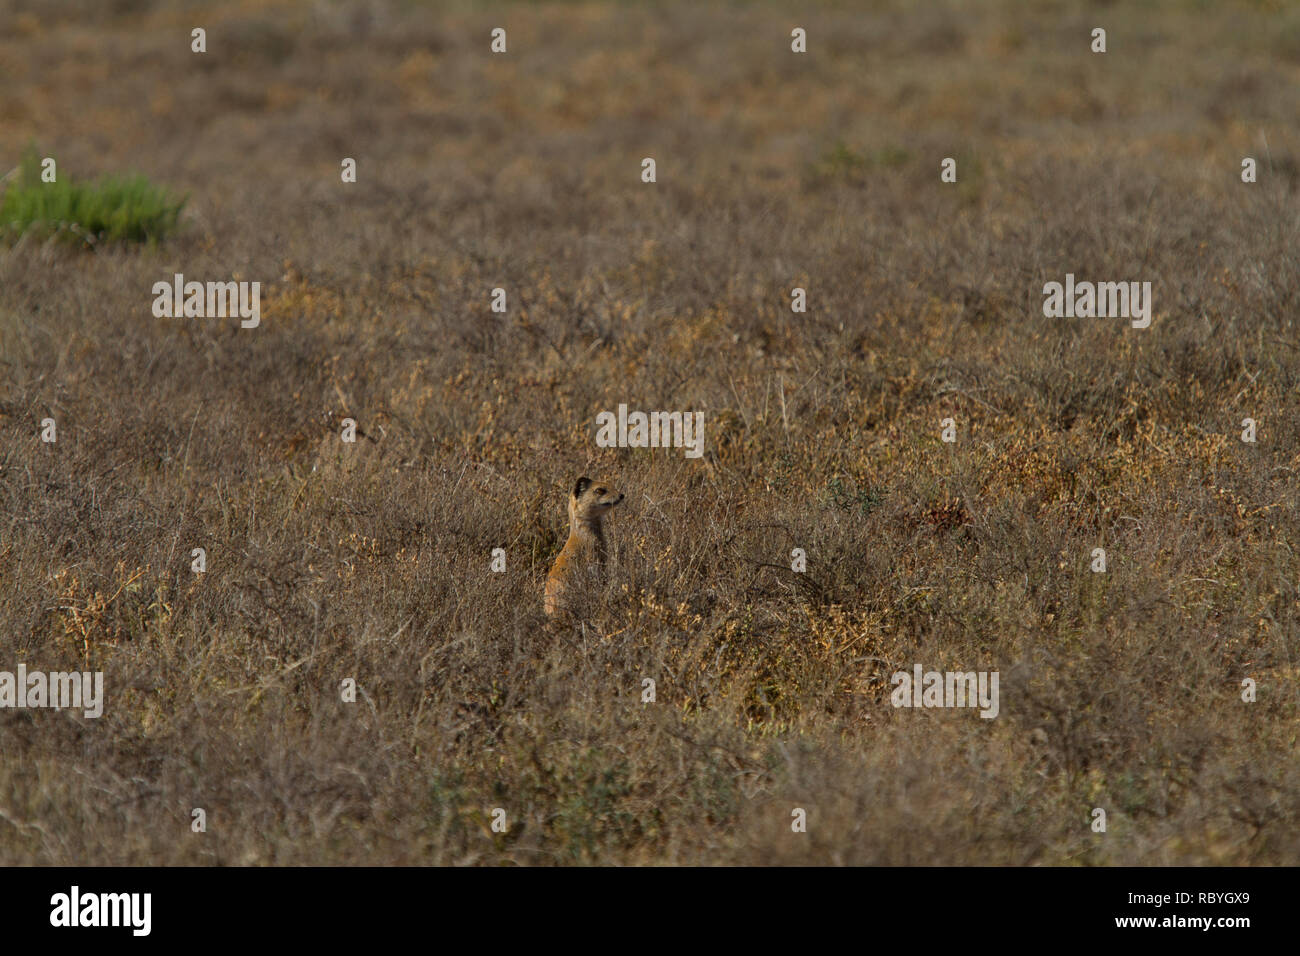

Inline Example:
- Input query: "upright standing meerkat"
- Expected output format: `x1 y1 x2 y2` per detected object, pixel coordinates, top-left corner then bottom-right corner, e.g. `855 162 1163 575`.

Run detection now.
544 476 624 618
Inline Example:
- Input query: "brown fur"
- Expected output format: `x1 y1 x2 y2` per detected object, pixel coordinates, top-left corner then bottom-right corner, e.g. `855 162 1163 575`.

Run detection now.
544 476 624 618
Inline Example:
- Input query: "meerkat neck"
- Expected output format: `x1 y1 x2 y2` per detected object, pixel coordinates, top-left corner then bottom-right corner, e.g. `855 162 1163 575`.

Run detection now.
570 514 606 555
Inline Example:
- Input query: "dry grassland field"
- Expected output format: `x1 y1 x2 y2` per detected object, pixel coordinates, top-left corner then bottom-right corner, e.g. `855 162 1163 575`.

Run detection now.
0 0 1298 869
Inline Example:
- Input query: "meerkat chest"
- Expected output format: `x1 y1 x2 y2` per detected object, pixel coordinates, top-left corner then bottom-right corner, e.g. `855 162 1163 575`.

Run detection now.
563 525 606 564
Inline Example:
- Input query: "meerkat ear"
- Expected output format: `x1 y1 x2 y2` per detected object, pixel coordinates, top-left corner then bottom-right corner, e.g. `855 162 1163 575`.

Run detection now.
574 476 592 498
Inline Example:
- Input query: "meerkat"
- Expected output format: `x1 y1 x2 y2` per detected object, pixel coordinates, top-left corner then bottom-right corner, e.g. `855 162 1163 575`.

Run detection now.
544 476 624 618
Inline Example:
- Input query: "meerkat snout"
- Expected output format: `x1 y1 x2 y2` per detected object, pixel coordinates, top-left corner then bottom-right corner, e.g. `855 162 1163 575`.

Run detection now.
544 475 624 618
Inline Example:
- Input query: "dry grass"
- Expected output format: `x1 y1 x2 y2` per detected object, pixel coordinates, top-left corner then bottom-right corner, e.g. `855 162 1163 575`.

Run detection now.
0 0 1298 865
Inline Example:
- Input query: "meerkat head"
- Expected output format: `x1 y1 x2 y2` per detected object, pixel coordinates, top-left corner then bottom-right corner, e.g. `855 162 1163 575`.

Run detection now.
570 475 624 527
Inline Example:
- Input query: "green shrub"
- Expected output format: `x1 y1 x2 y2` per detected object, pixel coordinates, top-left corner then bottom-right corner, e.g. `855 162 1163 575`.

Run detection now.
0 149 185 247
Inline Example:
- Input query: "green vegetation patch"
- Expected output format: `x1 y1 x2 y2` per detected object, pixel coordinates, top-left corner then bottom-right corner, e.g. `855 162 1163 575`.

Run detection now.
0 149 186 247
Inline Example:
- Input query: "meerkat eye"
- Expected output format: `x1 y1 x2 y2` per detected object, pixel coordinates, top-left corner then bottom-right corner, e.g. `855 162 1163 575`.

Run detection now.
596 487 606 495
